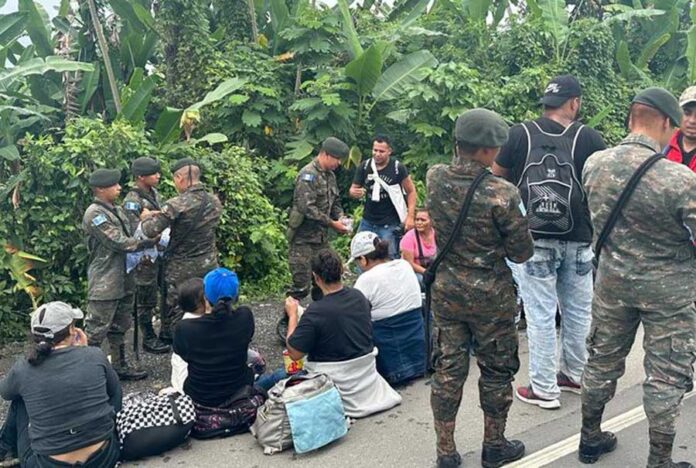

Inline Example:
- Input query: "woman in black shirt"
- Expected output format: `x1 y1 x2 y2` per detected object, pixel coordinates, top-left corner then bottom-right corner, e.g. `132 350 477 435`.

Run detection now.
0 302 121 467
173 267 263 438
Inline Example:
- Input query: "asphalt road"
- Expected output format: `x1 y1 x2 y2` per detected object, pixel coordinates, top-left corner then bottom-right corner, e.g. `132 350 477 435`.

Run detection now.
122 325 696 468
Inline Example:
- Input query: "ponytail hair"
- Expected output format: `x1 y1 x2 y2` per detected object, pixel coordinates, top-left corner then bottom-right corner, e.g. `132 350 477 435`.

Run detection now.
211 297 234 316
364 238 390 262
27 325 71 366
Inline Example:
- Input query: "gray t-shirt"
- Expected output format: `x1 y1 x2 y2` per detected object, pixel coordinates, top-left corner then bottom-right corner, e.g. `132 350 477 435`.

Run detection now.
0 346 121 455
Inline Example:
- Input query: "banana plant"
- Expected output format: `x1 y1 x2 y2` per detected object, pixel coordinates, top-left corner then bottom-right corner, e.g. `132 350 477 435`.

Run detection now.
1 244 47 310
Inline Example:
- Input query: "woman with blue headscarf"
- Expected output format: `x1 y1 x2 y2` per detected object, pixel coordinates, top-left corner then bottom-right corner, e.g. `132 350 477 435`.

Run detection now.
173 267 265 439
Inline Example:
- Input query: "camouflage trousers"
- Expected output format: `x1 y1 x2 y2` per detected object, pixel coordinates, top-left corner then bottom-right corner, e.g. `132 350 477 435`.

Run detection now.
287 241 328 300
86 294 133 348
135 283 158 328
581 294 696 442
430 302 520 456
161 254 217 339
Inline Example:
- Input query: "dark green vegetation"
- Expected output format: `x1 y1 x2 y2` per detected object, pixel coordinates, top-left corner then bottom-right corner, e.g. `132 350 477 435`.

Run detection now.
0 0 692 340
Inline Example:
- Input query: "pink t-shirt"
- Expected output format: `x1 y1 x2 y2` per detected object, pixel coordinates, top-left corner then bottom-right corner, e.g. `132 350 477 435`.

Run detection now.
399 228 437 266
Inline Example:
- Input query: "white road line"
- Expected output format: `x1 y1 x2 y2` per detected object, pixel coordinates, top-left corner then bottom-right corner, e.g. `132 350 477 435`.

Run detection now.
508 391 696 468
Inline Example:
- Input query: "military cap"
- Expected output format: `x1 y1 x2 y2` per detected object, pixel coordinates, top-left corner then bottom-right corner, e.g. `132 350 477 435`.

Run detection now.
321 137 350 160
131 157 161 177
454 108 509 147
632 87 682 127
679 86 696 108
89 168 121 188
170 157 200 175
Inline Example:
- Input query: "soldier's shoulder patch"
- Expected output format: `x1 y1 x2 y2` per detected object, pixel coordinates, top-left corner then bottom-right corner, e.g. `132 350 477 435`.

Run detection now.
92 214 108 227
124 201 141 212
301 173 316 182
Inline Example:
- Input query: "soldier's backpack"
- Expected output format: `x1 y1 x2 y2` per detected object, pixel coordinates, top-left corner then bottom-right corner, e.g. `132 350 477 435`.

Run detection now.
517 121 586 237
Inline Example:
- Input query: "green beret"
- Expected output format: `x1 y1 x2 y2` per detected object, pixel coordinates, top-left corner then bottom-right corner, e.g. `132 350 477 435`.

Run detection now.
131 157 160 177
89 168 121 188
170 157 200 175
454 108 509 147
632 87 682 127
321 137 350 160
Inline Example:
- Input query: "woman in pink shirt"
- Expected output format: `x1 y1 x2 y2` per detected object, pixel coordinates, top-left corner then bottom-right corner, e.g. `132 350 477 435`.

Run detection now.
399 208 437 287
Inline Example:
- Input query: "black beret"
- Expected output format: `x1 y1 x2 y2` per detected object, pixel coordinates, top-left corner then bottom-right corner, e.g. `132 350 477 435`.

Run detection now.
170 157 200 174
131 157 161 177
89 168 121 188
321 137 350 160
632 87 682 127
455 108 509 147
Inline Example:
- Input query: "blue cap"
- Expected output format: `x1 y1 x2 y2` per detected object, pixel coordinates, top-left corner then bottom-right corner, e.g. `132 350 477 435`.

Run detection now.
203 268 239 304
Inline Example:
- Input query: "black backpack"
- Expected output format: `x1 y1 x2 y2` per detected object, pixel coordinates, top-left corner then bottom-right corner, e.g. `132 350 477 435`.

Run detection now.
517 121 585 237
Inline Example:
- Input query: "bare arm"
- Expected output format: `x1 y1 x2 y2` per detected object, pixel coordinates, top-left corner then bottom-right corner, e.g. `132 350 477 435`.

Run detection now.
402 176 417 230
491 162 511 180
401 248 426 274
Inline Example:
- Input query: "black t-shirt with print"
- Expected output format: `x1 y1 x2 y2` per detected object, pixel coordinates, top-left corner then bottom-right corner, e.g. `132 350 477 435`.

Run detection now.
678 133 696 167
288 287 373 363
353 158 409 225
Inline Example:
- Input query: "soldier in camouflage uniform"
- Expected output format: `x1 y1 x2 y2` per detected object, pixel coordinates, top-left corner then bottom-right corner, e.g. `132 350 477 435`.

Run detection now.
580 88 696 468
123 157 170 354
427 109 534 468
141 158 222 342
287 137 351 301
83 168 153 380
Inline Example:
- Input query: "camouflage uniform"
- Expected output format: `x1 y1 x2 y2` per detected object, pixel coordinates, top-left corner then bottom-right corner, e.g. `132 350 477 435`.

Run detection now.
582 133 696 467
141 183 222 339
83 199 149 348
427 156 534 458
287 158 343 300
123 187 163 335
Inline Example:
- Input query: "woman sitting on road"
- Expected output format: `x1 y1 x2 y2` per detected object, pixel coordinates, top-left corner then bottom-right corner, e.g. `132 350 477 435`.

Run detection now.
173 268 265 438
352 231 425 385
0 302 122 467
399 208 437 287
166 277 266 395
285 249 402 418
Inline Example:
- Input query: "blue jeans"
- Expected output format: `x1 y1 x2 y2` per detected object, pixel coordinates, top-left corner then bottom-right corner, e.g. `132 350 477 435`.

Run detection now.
517 239 593 400
357 219 401 259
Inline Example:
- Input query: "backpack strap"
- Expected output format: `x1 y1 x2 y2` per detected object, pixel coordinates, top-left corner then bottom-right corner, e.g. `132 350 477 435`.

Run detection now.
593 152 664 266
415 229 425 262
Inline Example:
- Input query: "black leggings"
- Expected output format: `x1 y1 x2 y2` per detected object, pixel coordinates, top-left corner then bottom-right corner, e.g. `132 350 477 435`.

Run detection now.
0 399 120 467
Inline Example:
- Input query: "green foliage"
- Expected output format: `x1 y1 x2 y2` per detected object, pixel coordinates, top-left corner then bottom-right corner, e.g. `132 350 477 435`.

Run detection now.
0 119 287 341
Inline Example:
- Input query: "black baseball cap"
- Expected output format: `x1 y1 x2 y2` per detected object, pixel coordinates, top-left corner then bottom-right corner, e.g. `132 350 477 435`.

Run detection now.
540 75 582 107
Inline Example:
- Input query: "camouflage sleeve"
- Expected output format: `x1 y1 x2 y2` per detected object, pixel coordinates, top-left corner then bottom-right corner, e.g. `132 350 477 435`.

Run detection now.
493 186 534 263
141 196 183 237
330 187 344 221
295 174 331 226
87 211 143 253
122 192 142 232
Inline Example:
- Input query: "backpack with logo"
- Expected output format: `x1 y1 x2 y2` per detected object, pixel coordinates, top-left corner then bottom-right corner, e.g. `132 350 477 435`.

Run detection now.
517 121 586 237
116 391 196 461
250 372 348 455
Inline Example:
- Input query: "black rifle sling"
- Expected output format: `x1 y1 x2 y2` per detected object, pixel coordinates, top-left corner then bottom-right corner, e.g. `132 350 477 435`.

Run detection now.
422 168 490 375
415 229 425 262
593 152 663 266
423 168 490 286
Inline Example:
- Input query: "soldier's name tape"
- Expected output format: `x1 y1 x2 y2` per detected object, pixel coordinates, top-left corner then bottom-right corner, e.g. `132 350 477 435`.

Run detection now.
507 390 696 468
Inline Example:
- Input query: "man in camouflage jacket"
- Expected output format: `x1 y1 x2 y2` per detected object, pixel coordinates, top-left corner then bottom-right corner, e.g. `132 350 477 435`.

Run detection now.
427 109 534 468
287 137 351 300
83 168 153 380
580 88 696 467
123 157 170 354
141 158 222 342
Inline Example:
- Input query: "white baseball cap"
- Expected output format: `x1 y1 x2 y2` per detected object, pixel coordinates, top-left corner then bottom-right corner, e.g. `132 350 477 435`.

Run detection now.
30 302 83 339
350 231 379 260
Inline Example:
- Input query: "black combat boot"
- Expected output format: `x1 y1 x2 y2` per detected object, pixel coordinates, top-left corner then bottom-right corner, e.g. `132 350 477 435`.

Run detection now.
647 430 693 468
112 344 148 381
579 431 617 464
141 320 170 354
436 451 462 468
481 415 525 468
